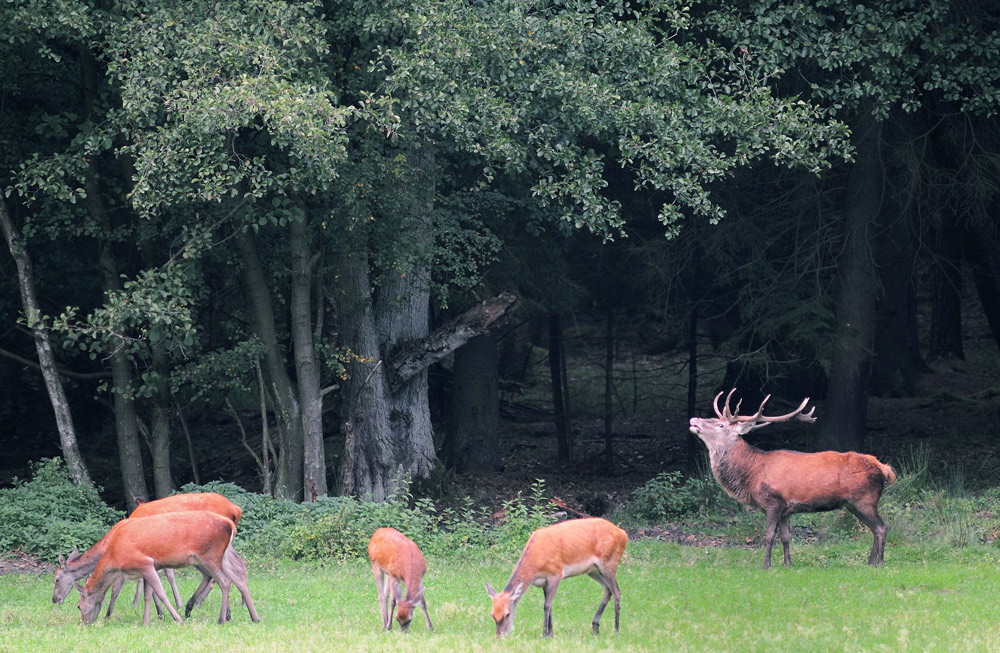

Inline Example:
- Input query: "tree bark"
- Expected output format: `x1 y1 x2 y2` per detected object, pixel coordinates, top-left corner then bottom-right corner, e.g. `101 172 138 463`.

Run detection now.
443 332 500 473
148 345 174 497
0 199 94 488
549 313 572 462
963 219 1000 353
289 213 327 500
928 211 964 360
80 48 148 509
603 306 614 473
234 227 305 500
816 110 882 453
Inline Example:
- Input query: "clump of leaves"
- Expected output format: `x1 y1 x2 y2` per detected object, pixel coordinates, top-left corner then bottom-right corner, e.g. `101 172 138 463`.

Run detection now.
627 470 723 523
0 458 124 561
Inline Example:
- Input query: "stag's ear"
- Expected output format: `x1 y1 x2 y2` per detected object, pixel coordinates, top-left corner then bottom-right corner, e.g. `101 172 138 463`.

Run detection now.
510 581 524 601
485 581 497 597
736 421 771 435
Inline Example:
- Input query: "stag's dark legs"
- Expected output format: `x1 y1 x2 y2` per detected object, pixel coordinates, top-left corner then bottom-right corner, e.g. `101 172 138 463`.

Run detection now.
846 501 887 566
778 516 792 567
762 508 782 569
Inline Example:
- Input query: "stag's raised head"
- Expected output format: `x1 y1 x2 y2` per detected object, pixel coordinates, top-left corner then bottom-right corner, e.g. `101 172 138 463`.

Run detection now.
689 390 815 456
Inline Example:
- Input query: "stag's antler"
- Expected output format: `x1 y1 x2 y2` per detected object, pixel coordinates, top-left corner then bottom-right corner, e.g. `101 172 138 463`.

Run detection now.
713 389 815 425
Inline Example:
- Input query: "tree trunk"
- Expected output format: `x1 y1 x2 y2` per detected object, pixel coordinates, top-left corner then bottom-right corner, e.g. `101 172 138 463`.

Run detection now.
549 313 572 462
0 199 94 488
963 219 1000 353
816 111 882 453
928 211 965 360
148 345 174 497
336 247 436 500
234 227 304 500
289 213 327 500
443 332 500 473
81 48 147 508
870 113 926 396
603 306 614 473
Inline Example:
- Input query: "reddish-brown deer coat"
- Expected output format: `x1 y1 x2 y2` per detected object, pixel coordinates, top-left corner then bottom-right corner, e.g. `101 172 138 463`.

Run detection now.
76 510 259 626
367 528 433 632
485 517 627 638
689 390 896 568
53 492 243 618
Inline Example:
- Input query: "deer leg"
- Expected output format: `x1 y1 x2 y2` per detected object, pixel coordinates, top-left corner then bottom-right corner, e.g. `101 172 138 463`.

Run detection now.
372 565 388 629
846 502 887 566
163 568 182 611
420 594 433 631
140 568 183 625
588 569 613 634
388 579 403 631
142 577 155 626
185 570 215 618
542 577 561 638
133 578 143 607
779 515 792 567
222 545 259 623
105 574 126 618
762 508 781 570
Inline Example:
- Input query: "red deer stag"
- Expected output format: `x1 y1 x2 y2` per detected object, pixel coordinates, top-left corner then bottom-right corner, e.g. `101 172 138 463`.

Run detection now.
53 492 243 618
76 510 259 626
485 517 627 638
689 390 896 569
367 528 433 632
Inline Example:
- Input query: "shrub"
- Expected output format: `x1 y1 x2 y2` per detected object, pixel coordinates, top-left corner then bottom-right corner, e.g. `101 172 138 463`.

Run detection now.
0 458 124 561
627 470 717 523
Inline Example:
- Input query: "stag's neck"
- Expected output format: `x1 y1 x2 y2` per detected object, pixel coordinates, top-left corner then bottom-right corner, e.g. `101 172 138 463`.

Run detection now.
707 436 765 509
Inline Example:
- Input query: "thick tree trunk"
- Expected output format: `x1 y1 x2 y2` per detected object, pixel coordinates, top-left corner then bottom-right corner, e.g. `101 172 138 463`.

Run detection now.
0 200 94 488
289 214 327 500
816 111 882 453
234 227 305 500
443 332 500 473
337 248 435 500
870 113 926 396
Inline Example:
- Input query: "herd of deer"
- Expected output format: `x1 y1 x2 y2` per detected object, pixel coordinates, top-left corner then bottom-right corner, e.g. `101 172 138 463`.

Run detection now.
51 390 896 638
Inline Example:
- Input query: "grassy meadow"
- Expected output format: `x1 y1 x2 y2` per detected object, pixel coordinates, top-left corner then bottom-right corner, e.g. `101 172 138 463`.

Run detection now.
3 539 1000 652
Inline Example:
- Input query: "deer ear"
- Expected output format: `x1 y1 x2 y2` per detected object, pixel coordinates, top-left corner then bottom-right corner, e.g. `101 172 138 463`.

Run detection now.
736 421 770 435
485 581 497 597
74 581 86 595
510 582 524 601
411 587 424 604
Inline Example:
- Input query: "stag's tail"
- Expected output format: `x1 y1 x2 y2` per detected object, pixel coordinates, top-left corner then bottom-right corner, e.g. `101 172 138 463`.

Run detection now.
878 462 897 485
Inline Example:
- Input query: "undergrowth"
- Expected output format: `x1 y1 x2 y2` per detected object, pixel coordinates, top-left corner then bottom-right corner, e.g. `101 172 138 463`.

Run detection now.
5 457 1000 566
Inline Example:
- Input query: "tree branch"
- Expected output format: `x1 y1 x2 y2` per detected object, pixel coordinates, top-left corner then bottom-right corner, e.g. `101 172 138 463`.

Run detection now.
389 291 520 388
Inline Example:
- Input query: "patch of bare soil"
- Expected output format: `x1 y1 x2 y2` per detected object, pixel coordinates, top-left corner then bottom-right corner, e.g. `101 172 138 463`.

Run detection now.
0 551 54 576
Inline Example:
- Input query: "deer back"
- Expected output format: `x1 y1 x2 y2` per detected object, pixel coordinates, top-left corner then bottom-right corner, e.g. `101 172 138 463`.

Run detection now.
130 492 242 525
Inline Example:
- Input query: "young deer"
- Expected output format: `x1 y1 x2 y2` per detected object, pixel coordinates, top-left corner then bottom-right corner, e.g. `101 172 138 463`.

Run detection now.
367 528 433 632
53 492 242 618
689 389 897 568
485 517 627 638
76 510 259 626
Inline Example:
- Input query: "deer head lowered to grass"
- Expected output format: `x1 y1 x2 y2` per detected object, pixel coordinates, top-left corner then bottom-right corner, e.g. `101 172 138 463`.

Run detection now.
689 389 896 569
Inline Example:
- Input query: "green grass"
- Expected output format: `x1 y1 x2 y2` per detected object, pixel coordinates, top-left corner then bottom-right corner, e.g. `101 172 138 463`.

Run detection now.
5 540 1000 652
